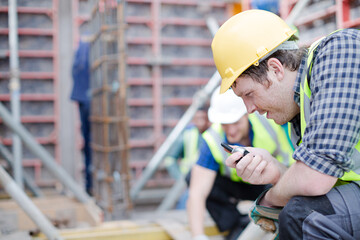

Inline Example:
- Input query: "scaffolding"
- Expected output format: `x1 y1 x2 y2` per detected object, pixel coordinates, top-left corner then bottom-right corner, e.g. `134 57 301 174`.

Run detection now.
281 0 360 45
0 0 359 238
0 0 60 188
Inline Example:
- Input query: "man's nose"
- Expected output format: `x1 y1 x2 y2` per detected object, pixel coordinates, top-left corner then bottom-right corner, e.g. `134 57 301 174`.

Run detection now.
244 101 256 114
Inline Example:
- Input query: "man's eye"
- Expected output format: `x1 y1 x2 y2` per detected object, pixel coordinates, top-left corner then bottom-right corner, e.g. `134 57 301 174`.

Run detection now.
245 92 252 97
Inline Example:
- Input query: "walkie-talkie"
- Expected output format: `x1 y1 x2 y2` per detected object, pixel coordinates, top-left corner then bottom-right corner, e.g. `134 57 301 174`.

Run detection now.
221 142 249 164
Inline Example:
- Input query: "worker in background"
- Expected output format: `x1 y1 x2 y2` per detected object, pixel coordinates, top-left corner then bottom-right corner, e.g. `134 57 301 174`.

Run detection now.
164 105 210 209
212 10 360 239
187 86 293 240
70 39 92 196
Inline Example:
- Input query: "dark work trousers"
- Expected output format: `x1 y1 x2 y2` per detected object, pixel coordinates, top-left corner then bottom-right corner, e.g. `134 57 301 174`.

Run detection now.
279 182 360 240
187 172 267 232
78 101 92 194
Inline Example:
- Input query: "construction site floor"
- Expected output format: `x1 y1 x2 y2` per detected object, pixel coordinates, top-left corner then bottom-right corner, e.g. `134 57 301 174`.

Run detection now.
0 194 274 240
24 209 223 240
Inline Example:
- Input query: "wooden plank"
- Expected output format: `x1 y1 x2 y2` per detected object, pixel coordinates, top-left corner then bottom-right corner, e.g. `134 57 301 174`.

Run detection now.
0 231 31 240
0 196 102 230
156 219 192 240
36 222 172 240
32 210 223 240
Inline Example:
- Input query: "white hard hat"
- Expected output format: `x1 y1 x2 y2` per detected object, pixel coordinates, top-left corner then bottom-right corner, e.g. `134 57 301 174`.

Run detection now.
208 86 247 124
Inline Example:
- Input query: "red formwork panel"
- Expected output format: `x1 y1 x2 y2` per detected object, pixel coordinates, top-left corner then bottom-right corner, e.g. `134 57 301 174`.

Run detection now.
73 0 360 215
123 0 360 205
75 0 360 204
280 0 360 46
125 0 228 173
0 0 59 188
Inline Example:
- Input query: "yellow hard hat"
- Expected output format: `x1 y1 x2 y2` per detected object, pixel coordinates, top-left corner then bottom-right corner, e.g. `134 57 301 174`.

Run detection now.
211 10 297 94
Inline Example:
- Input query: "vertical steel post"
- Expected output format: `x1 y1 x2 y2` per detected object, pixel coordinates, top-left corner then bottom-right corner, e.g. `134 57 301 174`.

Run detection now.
8 0 23 189
0 142 43 197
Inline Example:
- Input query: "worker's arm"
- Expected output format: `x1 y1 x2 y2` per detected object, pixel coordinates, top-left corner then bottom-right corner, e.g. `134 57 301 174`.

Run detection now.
226 147 337 206
187 164 216 238
261 160 337 207
225 147 287 185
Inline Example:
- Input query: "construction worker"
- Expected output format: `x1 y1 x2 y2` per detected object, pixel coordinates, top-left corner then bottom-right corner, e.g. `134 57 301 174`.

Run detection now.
187 86 293 240
71 39 92 195
164 106 210 209
212 10 360 239
165 107 210 180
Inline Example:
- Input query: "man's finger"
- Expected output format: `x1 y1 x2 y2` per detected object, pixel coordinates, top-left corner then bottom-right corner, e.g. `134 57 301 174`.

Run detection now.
257 218 276 233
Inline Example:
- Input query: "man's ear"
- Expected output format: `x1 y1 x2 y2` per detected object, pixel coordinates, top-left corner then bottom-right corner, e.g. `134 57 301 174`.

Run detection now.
267 58 284 81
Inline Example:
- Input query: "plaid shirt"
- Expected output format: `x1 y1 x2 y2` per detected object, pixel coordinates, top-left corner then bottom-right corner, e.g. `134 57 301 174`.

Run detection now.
291 29 360 178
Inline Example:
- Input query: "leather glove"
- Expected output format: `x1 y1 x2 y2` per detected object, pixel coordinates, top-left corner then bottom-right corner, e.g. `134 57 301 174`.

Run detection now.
249 189 282 239
193 234 210 240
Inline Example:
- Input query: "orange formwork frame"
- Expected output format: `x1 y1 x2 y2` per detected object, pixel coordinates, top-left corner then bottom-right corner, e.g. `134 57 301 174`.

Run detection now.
72 0 360 210
0 0 60 188
72 0 230 216
280 0 360 45
125 0 228 189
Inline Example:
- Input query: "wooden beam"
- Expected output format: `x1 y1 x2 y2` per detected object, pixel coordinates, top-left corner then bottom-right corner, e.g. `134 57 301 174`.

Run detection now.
156 219 192 240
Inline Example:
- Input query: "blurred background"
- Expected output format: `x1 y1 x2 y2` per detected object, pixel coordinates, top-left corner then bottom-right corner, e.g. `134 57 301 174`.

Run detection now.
0 0 360 239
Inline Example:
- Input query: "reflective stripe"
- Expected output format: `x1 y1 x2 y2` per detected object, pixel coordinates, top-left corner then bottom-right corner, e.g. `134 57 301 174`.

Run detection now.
181 127 200 173
202 123 231 178
206 124 229 176
253 112 280 157
203 123 245 181
165 127 200 173
253 112 291 166
298 31 360 185
250 113 294 167
300 36 324 137
289 122 300 150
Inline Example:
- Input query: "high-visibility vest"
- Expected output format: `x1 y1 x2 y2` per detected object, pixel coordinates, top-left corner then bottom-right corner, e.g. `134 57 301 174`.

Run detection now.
180 126 200 174
164 126 201 176
202 113 294 182
296 30 360 185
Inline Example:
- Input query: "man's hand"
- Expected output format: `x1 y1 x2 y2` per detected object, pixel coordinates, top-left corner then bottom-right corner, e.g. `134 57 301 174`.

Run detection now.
249 189 282 239
225 147 285 185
